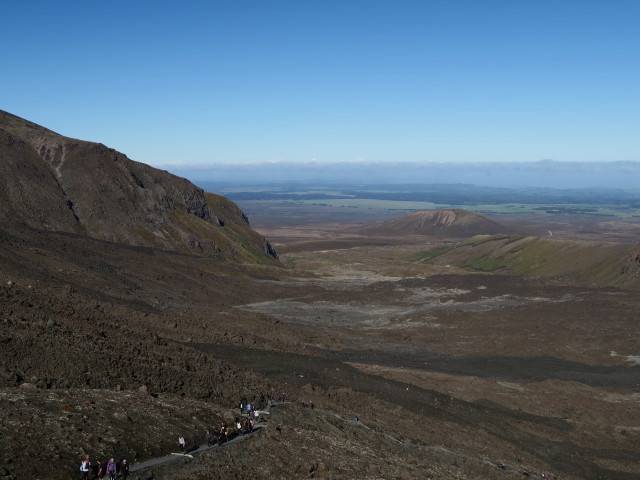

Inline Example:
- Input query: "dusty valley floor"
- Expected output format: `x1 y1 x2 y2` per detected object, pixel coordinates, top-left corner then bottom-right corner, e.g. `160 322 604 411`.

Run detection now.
1 210 640 479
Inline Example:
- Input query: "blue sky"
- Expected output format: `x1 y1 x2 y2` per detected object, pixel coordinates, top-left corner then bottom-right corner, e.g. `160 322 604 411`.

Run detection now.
3 0 640 168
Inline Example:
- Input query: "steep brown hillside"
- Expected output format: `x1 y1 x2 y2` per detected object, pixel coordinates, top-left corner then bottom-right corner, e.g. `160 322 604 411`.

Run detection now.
360 208 514 237
0 110 276 263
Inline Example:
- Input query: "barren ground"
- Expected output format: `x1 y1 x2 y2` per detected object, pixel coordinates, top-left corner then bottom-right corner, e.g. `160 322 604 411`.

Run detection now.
1 208 640 479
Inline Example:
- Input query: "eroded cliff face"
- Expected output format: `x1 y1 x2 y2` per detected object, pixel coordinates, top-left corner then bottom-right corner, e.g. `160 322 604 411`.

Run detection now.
0 110 277 263
0 129 82 232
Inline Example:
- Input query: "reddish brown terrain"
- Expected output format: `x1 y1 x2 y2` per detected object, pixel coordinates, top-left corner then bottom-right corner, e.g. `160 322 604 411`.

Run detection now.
1 112 640 480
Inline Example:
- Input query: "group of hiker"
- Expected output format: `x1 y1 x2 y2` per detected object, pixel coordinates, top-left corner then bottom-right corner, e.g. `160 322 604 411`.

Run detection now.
200 416 256 448
80 397 269 478
186 399 262 450
79 455 128 480
201 399 260 450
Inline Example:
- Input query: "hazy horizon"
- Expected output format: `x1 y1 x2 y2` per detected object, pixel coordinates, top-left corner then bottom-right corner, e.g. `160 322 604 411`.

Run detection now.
165 159 640 190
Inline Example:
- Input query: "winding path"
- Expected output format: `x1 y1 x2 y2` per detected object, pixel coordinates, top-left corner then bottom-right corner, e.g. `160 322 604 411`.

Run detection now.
129 414 268 474
129 427 266 473
126 402 551 479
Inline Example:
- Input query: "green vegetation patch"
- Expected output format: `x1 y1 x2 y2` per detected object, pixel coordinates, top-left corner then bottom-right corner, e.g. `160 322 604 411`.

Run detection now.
299 198 439 210
411 245 455 263
458 234 516 247
412 233 635 288
462 255 507 272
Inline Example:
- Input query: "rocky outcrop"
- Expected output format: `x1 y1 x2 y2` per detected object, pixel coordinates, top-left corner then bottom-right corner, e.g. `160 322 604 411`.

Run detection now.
0 110 277 263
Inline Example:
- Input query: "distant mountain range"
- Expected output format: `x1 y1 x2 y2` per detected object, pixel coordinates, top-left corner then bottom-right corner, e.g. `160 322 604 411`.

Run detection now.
0 110 277 263
168 159 640 190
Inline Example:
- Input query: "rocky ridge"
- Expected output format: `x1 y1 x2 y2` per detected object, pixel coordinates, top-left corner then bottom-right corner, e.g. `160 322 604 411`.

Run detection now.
0 110 276 263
